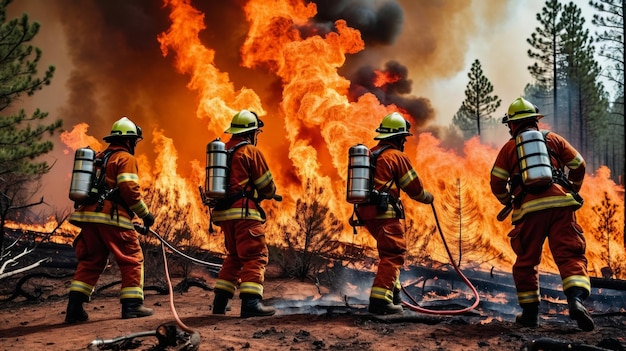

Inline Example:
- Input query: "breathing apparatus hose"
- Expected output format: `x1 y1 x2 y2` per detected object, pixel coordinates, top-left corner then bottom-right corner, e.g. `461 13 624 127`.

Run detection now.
400 203 480 315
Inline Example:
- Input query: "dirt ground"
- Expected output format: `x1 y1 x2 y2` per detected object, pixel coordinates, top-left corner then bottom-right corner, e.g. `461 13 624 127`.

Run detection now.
1 264 625 351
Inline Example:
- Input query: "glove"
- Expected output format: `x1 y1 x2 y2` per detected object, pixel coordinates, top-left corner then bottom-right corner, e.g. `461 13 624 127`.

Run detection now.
422 191 434 204
142 212 155 227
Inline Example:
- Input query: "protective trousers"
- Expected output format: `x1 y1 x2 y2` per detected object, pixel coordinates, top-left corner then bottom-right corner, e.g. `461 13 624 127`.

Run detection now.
217 219 269 294
508 206 589 305
69 223 145 300
364 218 406 301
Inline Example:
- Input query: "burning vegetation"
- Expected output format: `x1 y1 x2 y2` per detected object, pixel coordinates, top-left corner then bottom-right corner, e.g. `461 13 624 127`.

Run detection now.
1 0 611 281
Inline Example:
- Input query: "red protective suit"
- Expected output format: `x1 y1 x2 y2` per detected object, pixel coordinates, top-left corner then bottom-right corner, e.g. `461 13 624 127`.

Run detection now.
211 135 276 298
356 140 432 303
69 144 151 301
490 127 590 305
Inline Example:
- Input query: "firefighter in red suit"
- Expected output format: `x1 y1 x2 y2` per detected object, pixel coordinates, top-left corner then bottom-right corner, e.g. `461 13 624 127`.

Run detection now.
356 112 434 315
65 117 156 323
490 97 594 331
210 110 278 318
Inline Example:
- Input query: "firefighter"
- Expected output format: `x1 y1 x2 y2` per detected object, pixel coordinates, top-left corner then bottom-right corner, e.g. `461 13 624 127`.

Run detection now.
357 112 434 315
490 97 594 331
65 117 155 323
210 109 278 318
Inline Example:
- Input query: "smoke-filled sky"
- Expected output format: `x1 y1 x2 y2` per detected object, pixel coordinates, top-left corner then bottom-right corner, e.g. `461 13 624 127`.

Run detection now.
7 0 601 216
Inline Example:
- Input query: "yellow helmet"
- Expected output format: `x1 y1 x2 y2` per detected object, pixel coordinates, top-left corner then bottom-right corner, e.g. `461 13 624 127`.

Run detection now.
224 110 264 134
374 112 413 140
103 117 143 142
502 97 543 123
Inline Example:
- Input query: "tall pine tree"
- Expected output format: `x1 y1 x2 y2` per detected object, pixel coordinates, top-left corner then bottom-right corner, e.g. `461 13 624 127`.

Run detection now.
0 0 61 252
527 0 562 127
452 59 501 139
590 0 626 244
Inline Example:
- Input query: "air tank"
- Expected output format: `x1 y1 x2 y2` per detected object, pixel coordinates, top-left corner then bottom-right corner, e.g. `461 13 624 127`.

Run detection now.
346 144 371 204
515 130 553 188
205 138 229 198
69 147 96 202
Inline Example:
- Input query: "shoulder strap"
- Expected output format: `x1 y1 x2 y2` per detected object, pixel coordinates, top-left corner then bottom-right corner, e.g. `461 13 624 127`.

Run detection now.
371 144 395 190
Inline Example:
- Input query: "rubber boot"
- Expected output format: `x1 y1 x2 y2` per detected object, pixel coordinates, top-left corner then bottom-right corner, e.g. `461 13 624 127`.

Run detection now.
65 291 89 324
121 298 154 319
240 293 276 318
565 287 595 331
368 297 404 315
393 287 402 305
515 302 539 328
212 290 232 315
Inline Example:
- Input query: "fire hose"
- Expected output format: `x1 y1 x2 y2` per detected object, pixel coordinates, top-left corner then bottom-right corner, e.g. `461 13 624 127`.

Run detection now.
87 225 204 350
399 203 481 315
86 195 285 349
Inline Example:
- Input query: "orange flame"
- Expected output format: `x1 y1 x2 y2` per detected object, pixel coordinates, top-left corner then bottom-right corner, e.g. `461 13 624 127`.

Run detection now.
373 69 402 87
51 0 626 279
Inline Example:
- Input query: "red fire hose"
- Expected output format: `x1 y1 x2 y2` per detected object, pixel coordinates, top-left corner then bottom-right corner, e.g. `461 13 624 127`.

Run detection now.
400 203 481 315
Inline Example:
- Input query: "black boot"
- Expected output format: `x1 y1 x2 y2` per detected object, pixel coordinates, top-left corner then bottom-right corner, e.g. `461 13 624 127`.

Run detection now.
240 293 276 318
515 302 539 328
368 297 404 315
121 298 154 319
65 291 89 324
212 290 232 315
565 287 595 331
393 287 402 305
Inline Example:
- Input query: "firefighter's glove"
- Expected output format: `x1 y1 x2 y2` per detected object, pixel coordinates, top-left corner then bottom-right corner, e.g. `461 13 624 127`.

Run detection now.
142 212 155 228
422 191 434 204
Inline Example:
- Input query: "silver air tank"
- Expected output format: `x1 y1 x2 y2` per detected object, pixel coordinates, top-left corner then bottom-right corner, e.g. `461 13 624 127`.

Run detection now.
205 138 229 199
69 147 96 202
346 144 371 204
515 130 553 188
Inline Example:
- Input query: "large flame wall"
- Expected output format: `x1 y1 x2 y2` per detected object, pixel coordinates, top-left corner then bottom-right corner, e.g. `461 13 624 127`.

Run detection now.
11 0 625 279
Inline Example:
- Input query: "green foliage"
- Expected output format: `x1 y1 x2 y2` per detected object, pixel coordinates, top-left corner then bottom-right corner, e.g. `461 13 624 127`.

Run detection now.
0 0 61 250
452 59 500 139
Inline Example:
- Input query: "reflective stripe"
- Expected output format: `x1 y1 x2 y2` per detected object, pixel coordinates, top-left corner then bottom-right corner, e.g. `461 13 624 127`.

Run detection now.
517 290 540 304
212 207 265 222
370 286 393 303
398 169 418 189
69 211 135 229
120 287 144 300
130 200 149 217
254 170 274 190
491 166 509 180
240 282 264 296
566 153 584 170
69 280 94 298
512 195 581 223
563 275 591 292
117 172 139 183
215 279 237 295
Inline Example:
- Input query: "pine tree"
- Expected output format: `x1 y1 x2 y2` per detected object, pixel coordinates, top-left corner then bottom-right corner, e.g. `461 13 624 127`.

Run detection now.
452 59 501 139
590 0 626 244
527 0 562 126
0 0 61 252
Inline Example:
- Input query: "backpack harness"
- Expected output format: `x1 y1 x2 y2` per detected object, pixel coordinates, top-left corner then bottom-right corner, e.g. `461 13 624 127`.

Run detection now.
207 140 267 233
349 145 404 233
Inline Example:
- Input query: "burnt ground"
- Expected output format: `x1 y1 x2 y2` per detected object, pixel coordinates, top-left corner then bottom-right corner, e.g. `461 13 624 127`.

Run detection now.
0 242 625 351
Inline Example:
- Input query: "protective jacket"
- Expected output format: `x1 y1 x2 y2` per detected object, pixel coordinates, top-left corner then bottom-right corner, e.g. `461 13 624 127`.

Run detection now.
69 144 149 229
211 136 276 224
68 143 149 301
69 145 151 229
356 140 431 304
490 128 585 223
356 141 431 220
